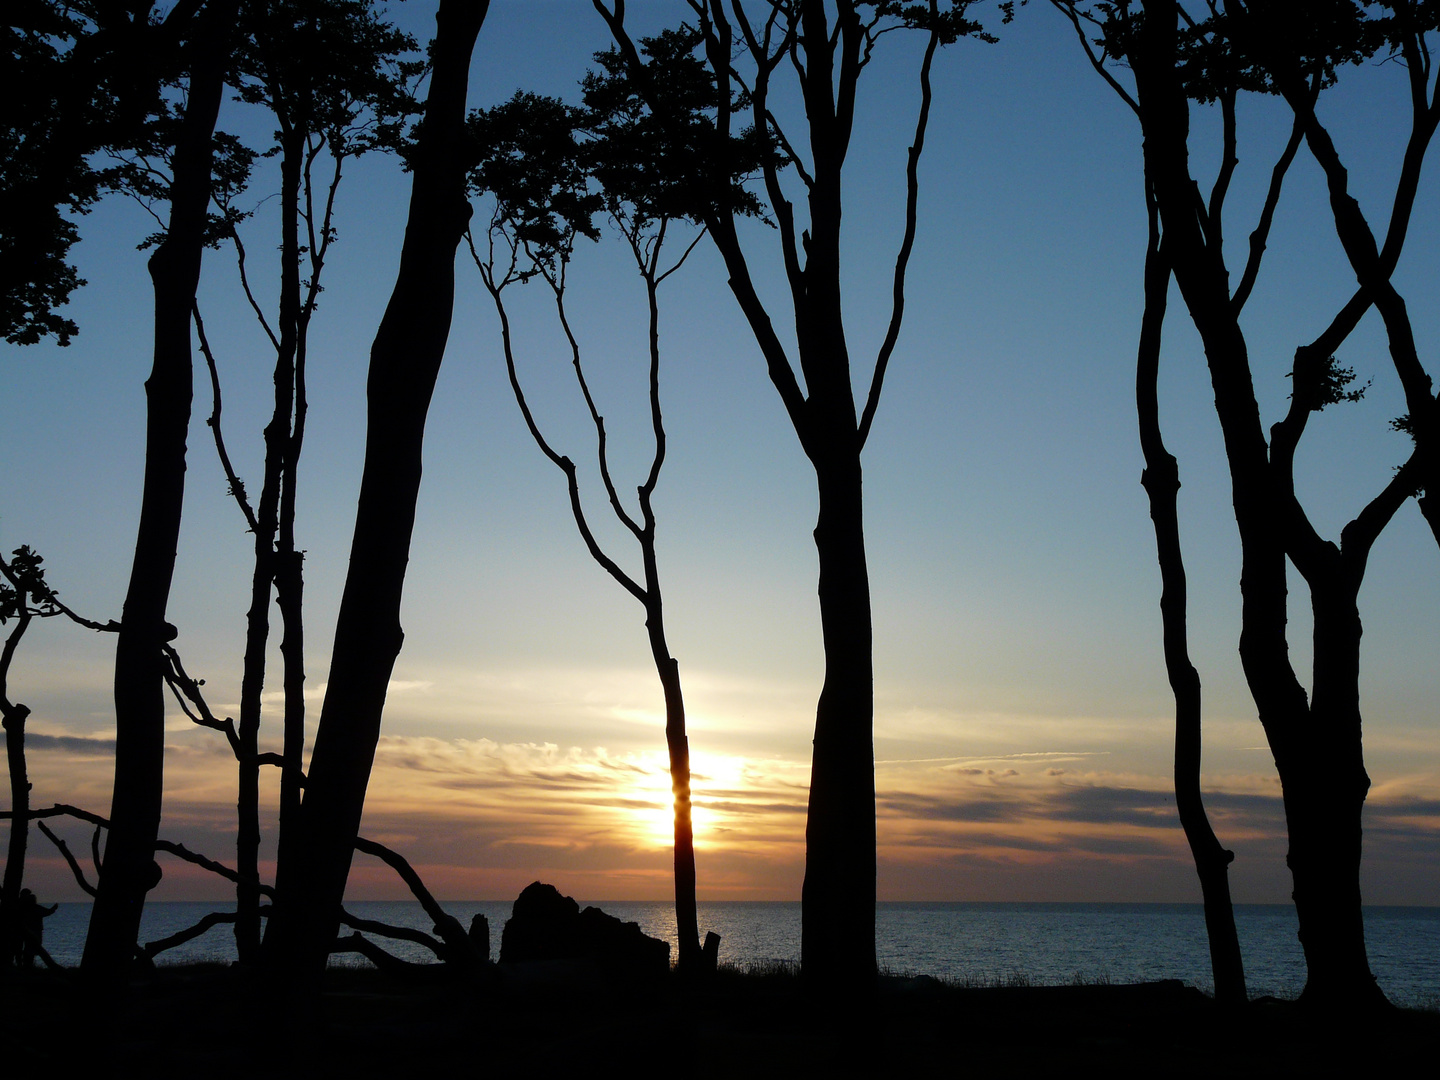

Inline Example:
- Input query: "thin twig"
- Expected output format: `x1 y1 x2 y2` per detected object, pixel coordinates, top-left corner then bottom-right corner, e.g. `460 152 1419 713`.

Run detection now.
194 301 260 531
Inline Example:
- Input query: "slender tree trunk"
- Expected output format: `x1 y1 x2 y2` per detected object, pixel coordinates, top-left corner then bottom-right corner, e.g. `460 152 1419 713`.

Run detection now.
1 567 34 968
263 0 488 978
82 1 235 978
801 449 876 986
636 271 701 972
274 551 306 876
2 702 32 968
234 127 305 962
643 598 700 970
1134 202 1246 1006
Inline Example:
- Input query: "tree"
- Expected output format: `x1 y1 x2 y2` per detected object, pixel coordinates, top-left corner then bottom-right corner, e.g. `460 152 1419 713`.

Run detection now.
0 547 124 967
262 0 490 979
0 547 48 967
1137 197 1248 1006
197 0 421 965
594 0 1003 987
1 1 203 347
465 80 745 972
1072 0 1427 1007
82 0 241 980
1220 0 1440 549
1054 0 1247 1005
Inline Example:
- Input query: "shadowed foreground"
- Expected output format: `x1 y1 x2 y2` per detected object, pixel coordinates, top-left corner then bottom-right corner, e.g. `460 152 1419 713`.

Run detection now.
3 963 1436 1076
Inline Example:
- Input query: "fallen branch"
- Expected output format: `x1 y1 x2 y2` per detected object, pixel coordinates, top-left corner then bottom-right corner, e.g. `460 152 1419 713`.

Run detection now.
353 835 478 966
338 908 447 961
330 931 433 975
142 908 258 959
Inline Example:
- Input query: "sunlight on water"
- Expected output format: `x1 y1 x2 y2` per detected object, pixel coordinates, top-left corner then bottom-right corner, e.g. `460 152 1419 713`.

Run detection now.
34 901 1440 1008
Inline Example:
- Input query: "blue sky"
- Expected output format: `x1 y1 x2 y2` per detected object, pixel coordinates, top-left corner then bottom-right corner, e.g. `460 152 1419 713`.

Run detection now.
3 1 1437 905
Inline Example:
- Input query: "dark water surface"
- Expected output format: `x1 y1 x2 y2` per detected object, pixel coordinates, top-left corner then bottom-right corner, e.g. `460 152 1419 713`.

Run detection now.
37 900 1440 1008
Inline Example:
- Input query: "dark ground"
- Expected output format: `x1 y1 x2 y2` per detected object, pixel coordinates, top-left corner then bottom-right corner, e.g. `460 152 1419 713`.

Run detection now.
2 963 1435 1077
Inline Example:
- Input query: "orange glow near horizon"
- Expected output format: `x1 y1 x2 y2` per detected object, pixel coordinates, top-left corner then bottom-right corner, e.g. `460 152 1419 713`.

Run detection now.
7 717 1439 905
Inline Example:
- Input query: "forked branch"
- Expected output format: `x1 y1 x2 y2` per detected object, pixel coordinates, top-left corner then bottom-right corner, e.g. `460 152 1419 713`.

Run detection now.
859 6 941 450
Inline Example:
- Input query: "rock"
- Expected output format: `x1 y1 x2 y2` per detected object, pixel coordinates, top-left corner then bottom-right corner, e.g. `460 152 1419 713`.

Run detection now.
576 905 670 975
500 882 581 962
498 881 670 976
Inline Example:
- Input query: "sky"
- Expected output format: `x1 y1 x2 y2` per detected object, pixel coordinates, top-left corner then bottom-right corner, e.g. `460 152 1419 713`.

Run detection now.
2 1 1438 908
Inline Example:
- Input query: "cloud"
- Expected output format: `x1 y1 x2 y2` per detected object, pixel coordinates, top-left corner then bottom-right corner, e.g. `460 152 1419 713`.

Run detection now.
10 724 1439 904
6 732 116 755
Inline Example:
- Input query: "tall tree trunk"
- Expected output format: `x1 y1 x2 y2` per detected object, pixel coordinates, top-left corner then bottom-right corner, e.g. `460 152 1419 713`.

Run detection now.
1 562 34 968
262 0 488 978
1283 578 1383 1007
274 224 310 898
1135 196 1246 1006
234 126 306 963
636 272 701 972
801 450 876 985
1133 0 1383 1007
1 702 32 969
274 550 306 880
82 0 235 979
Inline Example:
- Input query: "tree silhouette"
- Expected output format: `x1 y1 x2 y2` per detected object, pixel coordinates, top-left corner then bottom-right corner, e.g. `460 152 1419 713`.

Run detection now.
82 0 240 980
262 0 490 979
1 1 203 347
465 82 738 973
0 547 49 967
1220 1 1440 550
1070 0 1427 1007
1054 0 1246 1005
196 0 422 966
594 0 1004 988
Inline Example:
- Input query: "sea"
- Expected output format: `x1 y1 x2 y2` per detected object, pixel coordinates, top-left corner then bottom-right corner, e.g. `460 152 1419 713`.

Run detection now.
36 901 1440 1009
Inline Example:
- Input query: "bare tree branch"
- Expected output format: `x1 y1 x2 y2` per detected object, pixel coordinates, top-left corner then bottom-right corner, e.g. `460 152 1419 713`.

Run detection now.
470 233 648 605
859 5 940 449
330 930 431 973
142 908 241 959
338 908 447 961
352 835 477 964
194 301 260 532
1233 111 1306 314
229 226 281 353
36 819 96 897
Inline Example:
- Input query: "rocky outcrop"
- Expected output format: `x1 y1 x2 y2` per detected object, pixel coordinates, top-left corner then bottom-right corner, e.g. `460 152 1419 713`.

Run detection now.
499 882 670 976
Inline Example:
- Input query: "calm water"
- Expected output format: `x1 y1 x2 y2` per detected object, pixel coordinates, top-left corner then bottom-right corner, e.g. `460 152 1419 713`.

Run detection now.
36 901 1440 1008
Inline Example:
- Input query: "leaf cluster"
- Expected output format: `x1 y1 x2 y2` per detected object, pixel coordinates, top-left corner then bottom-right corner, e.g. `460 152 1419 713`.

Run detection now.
862 0 1014 46
469 24 777 275
2 1 180 345
467 93 604 276
582 25 774 233
0 546 61 623
1289 351 1369 412
1078 2 1430 104
230 0 424 159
